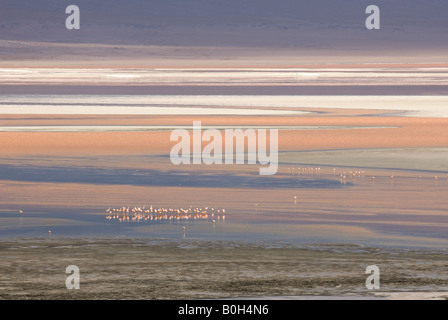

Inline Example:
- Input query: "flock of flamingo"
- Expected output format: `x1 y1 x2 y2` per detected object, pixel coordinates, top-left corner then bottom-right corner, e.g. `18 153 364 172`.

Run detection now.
287 167 322 175
105 205 227 223
288 167 447 180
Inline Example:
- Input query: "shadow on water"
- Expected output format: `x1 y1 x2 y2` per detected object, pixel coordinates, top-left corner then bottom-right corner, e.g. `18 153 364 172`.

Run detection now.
0 164 351 189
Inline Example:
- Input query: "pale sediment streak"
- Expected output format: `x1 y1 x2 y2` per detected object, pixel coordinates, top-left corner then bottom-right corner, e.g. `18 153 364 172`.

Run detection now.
1 68 448 85
1 94 448 117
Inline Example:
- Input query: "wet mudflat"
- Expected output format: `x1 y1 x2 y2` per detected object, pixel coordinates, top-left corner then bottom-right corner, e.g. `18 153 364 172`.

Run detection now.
1 238 447 299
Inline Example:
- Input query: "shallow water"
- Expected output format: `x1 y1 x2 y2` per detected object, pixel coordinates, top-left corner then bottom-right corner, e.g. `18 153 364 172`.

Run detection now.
1 152 447 248
280 147 448 172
